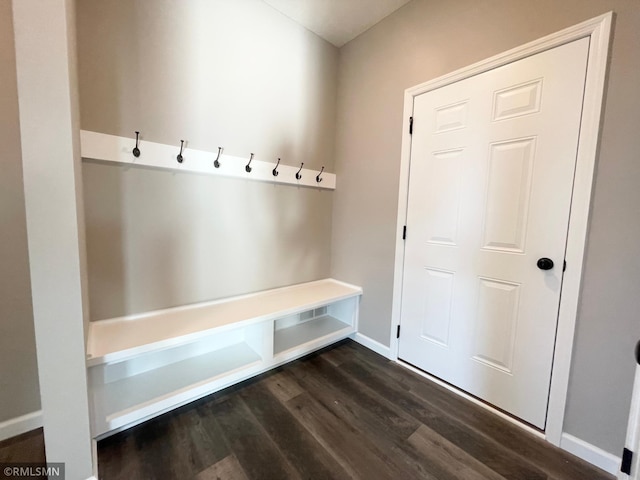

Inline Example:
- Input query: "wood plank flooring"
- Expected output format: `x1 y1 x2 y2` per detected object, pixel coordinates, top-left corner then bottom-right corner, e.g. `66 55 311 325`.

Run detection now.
0 428 45 464
0 340 615 479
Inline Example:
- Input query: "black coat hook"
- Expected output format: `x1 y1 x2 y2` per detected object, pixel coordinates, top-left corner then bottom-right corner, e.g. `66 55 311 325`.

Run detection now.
133 131 141 157
316 166 325 183
214 147 223 168
177 140 185 163
272 158 280 177
245 153 254 173
295 162 304 180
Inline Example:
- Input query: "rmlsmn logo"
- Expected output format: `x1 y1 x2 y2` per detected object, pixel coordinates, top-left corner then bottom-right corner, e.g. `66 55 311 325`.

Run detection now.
1 463 65 479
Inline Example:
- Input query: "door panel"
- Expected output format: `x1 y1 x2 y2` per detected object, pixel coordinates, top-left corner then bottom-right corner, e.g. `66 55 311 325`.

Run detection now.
482 137 536 253
423 148 464 246
399 38 590 429
473 277 521 374
421 267 455 347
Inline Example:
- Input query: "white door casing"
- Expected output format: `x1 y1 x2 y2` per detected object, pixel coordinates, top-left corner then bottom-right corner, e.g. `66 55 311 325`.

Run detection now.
620 343 640 480
398 37 589 430
391 13 612 445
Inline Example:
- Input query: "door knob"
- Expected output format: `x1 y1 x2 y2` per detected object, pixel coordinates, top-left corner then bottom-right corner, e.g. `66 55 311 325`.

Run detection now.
537 258 554 270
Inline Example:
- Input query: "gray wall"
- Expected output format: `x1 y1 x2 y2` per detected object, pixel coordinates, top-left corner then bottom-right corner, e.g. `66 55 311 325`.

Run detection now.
0 0 40 424
331 0 640 455
76 0 338 320
83 164 333 319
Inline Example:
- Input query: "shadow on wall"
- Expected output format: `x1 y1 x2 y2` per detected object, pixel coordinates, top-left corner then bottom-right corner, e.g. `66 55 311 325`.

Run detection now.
76 1 339 320
83 161 127 319
82 160 333 321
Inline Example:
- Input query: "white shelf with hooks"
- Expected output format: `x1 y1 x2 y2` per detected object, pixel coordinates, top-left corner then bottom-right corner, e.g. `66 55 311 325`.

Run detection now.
80 130 336 190
86 278 361 437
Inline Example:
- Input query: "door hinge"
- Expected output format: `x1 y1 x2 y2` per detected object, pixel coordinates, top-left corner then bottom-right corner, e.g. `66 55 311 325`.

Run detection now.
621 448 633 475
396 325 401 338
409 116 413 135
563 260 567 272
403 225 407 240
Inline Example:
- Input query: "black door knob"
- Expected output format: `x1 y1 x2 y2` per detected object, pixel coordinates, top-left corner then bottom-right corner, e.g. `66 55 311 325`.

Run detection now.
537 258 554 270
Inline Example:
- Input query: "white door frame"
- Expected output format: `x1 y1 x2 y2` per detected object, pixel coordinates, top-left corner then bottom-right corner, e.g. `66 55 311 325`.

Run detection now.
620 344 640 479
390 12 612 446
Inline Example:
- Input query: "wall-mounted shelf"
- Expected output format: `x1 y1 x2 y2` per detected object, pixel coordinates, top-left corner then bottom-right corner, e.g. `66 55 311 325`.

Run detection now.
80 130 336 190
86 279 361 437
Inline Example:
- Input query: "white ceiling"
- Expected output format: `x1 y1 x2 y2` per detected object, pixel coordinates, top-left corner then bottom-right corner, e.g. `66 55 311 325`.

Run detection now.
262 0 412 47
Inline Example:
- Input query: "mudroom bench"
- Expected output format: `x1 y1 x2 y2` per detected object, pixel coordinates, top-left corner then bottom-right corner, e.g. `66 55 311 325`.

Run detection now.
86 279 362 437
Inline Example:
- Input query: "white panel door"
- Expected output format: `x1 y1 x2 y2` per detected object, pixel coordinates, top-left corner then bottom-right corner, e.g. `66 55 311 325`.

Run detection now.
398 38 590 429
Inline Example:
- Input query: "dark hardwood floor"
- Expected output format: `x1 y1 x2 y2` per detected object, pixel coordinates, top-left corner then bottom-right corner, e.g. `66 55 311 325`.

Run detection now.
0 340 615 479
0 428 45 464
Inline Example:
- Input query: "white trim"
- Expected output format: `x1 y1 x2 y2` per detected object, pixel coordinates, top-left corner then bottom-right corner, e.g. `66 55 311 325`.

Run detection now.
91 438 99 480
398 360 545 440
390 12 612 450
80 130 336 190
561 433 621 475
0 410 43 442
545 12 613 446
620 364 640 479
352 332 392 359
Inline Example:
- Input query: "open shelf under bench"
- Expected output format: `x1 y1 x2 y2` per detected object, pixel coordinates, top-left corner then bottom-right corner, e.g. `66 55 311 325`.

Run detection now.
274 315 351 356
94 342 262 432
86 278 362 437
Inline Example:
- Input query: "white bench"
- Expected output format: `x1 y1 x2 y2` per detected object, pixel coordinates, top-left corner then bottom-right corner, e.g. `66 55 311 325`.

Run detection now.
86 278 362 437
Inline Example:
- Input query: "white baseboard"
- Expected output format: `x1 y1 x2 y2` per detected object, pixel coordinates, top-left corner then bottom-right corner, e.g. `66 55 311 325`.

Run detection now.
561 432 621 475
351 332 392 359
0 410 43 442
